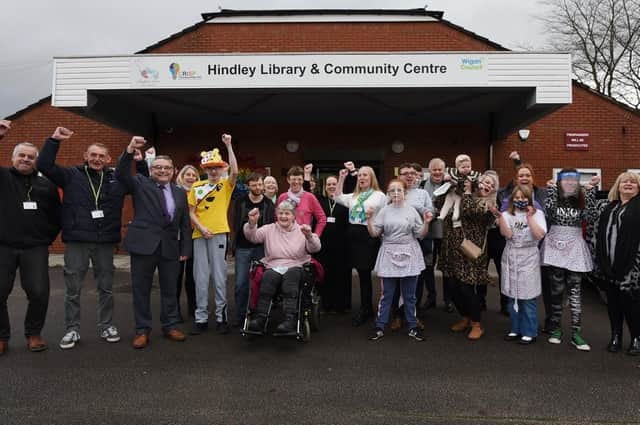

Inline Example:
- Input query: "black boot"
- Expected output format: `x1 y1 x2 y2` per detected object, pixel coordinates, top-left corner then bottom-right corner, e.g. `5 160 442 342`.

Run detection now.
627 336 640 356
274 296 298 335
247 294 272 335
607 333 622 353
248 315 267 334
275 316 297 335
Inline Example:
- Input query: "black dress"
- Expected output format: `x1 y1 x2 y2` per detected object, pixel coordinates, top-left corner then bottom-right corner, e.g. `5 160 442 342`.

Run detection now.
316 196 352 312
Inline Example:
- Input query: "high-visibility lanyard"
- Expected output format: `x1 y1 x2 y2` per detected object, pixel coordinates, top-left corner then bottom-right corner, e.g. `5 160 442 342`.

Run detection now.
84 166 104 210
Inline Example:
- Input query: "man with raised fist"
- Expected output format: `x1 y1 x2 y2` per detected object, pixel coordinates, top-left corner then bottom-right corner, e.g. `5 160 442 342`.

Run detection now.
115 136 192 349
0 123 61 355
37 127 147 350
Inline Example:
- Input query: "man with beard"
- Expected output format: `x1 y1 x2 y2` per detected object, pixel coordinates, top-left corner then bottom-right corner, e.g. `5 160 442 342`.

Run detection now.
231 172 275 327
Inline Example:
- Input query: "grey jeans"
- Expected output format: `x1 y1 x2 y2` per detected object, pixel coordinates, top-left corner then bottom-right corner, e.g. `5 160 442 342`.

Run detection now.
194 234 228 323
63 242 115 333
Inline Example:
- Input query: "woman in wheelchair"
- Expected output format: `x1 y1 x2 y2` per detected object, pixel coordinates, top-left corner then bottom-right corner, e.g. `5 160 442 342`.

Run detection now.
243 200 321 335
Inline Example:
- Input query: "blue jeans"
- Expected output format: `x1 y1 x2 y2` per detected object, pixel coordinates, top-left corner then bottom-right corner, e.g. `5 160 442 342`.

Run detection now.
376 276 418 330
234 246 264 322
507 297 538 338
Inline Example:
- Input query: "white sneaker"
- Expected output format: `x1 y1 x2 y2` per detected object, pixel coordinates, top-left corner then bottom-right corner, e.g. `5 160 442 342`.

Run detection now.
59 330 81 349
100 326 121 343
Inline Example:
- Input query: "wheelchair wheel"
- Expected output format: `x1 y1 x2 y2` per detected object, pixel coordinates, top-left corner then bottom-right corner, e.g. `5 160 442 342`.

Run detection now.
298 319 311 343
310 291 320 332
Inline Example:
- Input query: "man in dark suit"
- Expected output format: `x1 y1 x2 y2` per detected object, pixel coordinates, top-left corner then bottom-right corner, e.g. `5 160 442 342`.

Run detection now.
115 136 192 349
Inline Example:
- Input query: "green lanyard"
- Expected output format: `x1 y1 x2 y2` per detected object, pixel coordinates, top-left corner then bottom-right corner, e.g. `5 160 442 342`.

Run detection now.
84 166 104 210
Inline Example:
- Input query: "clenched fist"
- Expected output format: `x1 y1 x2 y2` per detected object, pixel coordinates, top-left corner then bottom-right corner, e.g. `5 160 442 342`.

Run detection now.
52 127 74 142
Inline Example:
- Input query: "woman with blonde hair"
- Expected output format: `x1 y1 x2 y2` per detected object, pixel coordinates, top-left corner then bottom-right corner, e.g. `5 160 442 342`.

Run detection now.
175 164 200 321
336 165 387 326
595 171 640 355
263 175 279 204
439 172 498 340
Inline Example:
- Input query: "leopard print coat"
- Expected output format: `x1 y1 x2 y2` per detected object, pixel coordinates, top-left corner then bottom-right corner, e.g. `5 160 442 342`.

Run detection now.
437 193 495 286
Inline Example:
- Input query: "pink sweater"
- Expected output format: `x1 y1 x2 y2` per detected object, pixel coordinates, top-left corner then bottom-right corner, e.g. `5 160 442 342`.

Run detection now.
243 222 321 268
277 192 327 237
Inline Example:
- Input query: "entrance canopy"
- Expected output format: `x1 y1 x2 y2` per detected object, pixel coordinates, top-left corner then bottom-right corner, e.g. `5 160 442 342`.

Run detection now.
52 52 572 139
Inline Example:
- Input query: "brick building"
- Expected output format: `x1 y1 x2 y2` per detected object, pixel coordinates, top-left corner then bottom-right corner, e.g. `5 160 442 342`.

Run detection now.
2 8 639 252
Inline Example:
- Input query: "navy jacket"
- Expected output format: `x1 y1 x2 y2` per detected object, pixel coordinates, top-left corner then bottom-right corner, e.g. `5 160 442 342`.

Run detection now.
115 151 192 260
37 138 146 244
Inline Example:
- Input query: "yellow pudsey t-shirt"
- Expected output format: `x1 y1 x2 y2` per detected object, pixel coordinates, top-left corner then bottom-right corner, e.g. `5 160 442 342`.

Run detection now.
188 178 234 238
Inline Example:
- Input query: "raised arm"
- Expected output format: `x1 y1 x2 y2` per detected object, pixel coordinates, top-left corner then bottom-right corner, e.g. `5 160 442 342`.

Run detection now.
336 168 348 197
36 127 75 187
222 133 238 187
115 136 147 193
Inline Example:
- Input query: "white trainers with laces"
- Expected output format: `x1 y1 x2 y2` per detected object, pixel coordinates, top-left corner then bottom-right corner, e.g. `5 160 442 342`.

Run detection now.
100 326 121 343
59 330 81 349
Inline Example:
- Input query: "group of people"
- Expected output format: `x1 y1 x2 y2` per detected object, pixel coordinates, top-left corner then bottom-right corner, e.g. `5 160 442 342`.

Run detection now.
1 118 639 358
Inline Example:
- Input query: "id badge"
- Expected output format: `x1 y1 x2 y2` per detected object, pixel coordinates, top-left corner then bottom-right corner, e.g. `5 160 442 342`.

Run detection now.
327 217 336 223
91 210 105 219
23 201 38 210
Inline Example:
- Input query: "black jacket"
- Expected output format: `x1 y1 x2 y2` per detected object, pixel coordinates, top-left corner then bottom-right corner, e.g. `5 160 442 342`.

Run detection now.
37 138 147 244
231 193 275 252
0 166 61 248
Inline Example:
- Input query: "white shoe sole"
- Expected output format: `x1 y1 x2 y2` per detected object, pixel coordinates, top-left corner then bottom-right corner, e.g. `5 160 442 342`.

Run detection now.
59 341 78 349
571 342 591 351
103 336 121 343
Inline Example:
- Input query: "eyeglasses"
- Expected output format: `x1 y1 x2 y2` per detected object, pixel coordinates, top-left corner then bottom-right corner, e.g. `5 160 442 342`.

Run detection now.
151 165 173 171
388 188 404 193
399 172 417 176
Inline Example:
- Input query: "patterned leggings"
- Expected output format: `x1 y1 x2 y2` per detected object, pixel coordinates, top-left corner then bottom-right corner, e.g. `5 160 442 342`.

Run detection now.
547 266 583 334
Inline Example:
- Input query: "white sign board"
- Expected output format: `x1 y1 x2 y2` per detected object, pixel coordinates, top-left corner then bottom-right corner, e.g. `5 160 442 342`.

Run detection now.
129 54 489 88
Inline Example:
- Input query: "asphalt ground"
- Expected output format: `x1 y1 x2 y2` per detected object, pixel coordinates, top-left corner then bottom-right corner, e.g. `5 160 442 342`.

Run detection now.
1 264 639 425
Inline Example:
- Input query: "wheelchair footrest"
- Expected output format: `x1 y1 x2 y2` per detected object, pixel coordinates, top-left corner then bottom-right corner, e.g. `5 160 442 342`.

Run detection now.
242 329 265 336
272 330 298 337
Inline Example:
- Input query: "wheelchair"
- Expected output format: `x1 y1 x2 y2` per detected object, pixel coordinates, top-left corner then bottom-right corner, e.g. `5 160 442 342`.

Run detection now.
241 259 323 342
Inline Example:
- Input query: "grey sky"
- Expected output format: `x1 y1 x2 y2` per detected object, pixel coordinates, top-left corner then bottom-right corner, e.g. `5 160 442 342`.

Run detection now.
0 0 549 119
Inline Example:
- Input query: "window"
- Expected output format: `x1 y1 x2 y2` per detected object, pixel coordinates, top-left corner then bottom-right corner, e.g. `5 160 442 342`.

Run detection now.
552 168 602 190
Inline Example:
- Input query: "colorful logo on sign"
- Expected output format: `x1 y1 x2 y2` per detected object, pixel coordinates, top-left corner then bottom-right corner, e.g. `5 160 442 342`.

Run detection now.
460 58 483 71
169 63 180 80
169 62 202 81
139 67 159 81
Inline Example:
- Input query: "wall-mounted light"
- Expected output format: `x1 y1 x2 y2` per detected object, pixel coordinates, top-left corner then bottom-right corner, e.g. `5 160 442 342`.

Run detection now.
518 129 530 142
285 140 299 153
391 140 405 154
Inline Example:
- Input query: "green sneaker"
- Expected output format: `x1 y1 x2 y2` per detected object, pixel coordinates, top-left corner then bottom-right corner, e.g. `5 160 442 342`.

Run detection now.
548 329 562 344
571 331 591 351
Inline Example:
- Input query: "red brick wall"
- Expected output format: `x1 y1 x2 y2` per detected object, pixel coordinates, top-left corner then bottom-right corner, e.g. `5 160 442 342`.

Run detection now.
3 20 640 252
492 85 640 189
151 22 501 53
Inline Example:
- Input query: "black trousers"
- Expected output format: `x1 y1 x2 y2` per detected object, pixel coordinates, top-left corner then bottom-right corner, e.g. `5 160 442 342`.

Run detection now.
478 228 507 309
257 268 302 318
130 251 181 335
176 257 196 318
0 244 50 340
606 282 640 339
450 278 483 322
